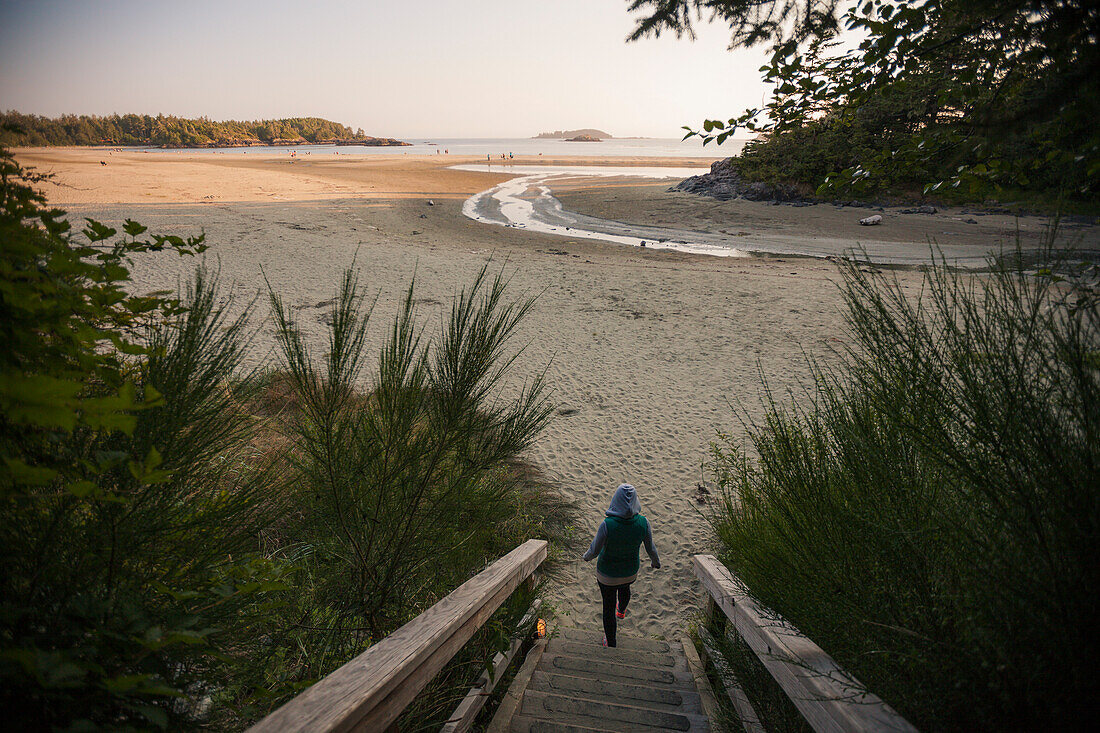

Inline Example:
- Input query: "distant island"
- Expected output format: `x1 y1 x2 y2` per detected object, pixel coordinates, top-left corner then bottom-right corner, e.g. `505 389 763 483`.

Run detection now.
0 112 410 148
533 128 612 140
565 134 602 142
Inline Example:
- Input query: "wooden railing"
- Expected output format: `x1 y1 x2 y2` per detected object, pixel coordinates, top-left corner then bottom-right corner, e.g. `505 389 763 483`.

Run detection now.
694 554 918 733
249 539 548 733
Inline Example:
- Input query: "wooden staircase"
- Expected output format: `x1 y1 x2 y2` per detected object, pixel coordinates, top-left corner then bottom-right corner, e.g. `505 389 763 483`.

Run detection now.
250 543 916 733
507 627 712 732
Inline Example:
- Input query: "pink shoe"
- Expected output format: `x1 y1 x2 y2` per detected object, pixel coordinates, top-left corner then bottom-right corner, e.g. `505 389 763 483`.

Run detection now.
616 602 626 620
601 636 609 647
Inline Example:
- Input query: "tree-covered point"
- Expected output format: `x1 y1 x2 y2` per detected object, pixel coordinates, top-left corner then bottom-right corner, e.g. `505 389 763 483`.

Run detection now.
629 0 1100 204
0 111 410 148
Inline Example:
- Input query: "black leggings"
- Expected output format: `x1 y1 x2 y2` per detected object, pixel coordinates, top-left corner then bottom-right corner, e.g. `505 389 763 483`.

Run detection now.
597 581 631 647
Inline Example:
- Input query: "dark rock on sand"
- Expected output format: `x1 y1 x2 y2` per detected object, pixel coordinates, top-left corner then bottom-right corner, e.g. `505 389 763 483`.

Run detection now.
670 158 803 203
900 205 938 214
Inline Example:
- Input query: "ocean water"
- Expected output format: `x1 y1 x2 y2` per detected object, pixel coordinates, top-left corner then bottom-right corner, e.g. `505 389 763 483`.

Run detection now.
141 136 745 158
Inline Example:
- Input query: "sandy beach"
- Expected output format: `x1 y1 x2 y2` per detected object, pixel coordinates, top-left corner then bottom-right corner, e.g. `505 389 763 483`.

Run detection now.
553 181 1097 258
15 147 1095 638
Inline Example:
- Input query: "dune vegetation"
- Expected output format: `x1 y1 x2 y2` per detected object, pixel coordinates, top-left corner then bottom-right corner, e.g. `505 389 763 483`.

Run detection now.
0 147 574 730
703 242 1100 730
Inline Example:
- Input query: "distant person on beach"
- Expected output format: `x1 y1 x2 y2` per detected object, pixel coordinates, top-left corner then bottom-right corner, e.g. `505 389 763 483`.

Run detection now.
582 483 660 647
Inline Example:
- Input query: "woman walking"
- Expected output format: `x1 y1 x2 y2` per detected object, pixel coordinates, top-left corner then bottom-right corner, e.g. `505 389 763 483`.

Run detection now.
582 483 660 647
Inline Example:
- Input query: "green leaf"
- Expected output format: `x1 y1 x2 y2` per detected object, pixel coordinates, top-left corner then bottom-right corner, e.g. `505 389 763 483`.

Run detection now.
105 673 155 694
82 218 117 242
67 480 97 497
0 374 83 430
1 648 87 688
127 447 171 484
3 457 58 486
122 219 148 237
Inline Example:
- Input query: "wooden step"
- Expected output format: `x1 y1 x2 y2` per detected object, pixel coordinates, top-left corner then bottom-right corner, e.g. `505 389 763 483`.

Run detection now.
541 653 683 687
504 627 711 732
508 715 622 733
549 639 677 668
529 671 706 715
555 626 672 653
518 690 709 732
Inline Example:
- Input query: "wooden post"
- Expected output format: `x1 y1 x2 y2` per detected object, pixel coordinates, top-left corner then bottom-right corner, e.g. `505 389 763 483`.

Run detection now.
705 594 728 638
698 626 765 733
680 634 724 728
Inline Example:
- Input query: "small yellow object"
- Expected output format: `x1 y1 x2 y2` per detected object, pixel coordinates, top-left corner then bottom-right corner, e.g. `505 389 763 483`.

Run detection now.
536 618 547 638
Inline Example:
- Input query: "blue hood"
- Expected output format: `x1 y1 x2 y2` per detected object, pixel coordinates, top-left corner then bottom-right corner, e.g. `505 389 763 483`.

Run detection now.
606 483 641 519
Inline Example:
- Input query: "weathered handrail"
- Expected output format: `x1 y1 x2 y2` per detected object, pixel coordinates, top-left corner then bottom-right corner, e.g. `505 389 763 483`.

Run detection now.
694 554 918 733
250 539 548 733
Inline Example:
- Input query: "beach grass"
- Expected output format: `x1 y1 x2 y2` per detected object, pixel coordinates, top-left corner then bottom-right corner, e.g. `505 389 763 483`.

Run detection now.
209 263 578 727
704 236 1100 730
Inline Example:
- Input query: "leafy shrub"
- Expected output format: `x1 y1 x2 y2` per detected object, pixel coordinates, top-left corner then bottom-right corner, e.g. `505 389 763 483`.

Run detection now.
1 143 288 728
1 147 575 729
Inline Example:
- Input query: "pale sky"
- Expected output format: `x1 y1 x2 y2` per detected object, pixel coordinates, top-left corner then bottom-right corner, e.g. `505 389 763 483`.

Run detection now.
0 0 770 139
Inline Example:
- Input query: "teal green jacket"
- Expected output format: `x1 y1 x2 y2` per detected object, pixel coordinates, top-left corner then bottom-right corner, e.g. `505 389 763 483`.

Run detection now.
583 514 661 578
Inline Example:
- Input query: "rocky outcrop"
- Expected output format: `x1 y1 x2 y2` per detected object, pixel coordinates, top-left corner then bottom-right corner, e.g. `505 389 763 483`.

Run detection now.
333 137 411 147
565 134 602 142
670 158 804 203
